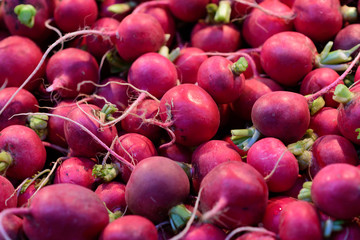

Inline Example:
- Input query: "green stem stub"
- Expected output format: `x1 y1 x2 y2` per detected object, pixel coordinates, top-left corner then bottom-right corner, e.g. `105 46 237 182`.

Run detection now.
298 181 313 202
333 84 354 104
323 219 345 238
107 2 137 14
231 57 248 75
319 42 360 65
14 4 37 28
356 128 360 140
231 127 260 151
214 1 231 24
92 164 119 182
168 204 195 233
27 115 49 140
309 96 325 115
205 3 218 23
341 5 358 23
100 104 118 122
0 150 13 173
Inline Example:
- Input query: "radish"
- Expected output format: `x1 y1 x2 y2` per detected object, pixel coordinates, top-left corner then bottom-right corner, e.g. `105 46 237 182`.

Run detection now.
158 143 192 164
309 107 341 137
99 0 135 21
231 0 255 18
334 24 360 57
17 182 37 207
99 215 158 240
235 232 277 240
180 223 226 240
125 156 190 223
95 181 126 213
0 125 46 181
0 214 23 240
0 175 17 211
168 0 209 22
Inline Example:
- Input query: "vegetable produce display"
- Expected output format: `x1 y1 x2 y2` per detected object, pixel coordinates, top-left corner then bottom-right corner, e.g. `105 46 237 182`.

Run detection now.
1 0 360 239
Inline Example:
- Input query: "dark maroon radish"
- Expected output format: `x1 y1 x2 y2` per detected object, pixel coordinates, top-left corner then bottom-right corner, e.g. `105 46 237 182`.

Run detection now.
46 48 99 99
251 91 310 144
158 143 192 164
125 156 190 223
95 182 126 213
114 13 165 61
278 200 322 240
181 223 226 240
247 138 299 192
3 0 52 43
114 133 157 182
53 157 97 189
0 36 44 91
242 0 294 48
127 52 177 99
191 140 243 192
197 56 245 104
99 0 134 21
159 84 220 147
311 163 360 219
292 0 342 43
235 232 277 240
86 18 120 59
0 87 38 131
54 0 98 32
331 223 360 240
309 135 359 177
64 104 118 158
334 24 360 57
0 214 23 240
120 99 162 141
99 215 157 240
309 107 341 137
231 0 255 18
200 161 268 229
0 175 17 211
0 125 46 181
300 68 342 108
174 47 208 84
168 0 209 22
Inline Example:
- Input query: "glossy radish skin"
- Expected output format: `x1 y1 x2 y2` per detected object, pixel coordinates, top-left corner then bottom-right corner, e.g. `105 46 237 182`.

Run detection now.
309 135 359 177
95 182 126 213
158 143 192 164
17 183 36 207
309 107 341 137
334 24 360 57
311 163 360 219
125 156 190 223
168 0 209 22
235 232 277 240
181 223 226 240
251 91 310 144
159 84 220 147
337 94 360 145
0 175 17 211
247 138 299 192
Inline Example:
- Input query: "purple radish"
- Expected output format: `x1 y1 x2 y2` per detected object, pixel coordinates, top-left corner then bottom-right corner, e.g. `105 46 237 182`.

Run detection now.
235 232 277 240
0 175 17 211
158 143 192 164
181 223 226 240
17 182 36 207
95 182 126 213
334 24 360 57
168 0 209 22
231 0 255 18
0 214 23 240
309 107 341 137
331 223 360 240
46 48 99 99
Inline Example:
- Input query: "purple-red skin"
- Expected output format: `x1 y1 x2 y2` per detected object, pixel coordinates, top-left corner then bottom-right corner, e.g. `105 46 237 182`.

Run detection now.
0 2 5 30
331 223 360 240
0 87 39 131
191 22 241 53
17 183 36 207
125 156 190 223
292 0 342 43
235 232 277 240
53 157 97 189
231 0 255 18
64 104 118 158
197 56 245 104
114 133 157 182
174 47 208 84
337 93 360 145
247 137 299 192
278 200 322 240
168 0 209 22
0 36 44 91
300 68 342 108
115 13 165 62
262 196 297 234
127 52 177 99
309 107 341 137
260 31 317 86
86 17 120 59
181 223 226 240
191 140 243 193
242 0 294 48
251 91 311 144
0 175 17 211
159 84 220 147
0 125 46 181
46 48 99 99
158 143 192 164
54 0 98 32
311 163 360 219
281 174 307 198
95 182 126 213
223 135 248 157
99 215 157 240
22 183 109 240
99 0 132 21
238 51 264 79
309 135 359 177
0 214 23 240
334 24 360 57
120 99 162 141
200 161 269 229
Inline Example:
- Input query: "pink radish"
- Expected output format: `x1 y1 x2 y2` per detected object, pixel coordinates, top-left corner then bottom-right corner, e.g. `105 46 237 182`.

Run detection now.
309 107 341 137
235 231 277 240
334 24 360 57
180 223 226 240
158 143 192 164
0 214 23 240
95 182 126 213
168 0 209 22
0 175 17 211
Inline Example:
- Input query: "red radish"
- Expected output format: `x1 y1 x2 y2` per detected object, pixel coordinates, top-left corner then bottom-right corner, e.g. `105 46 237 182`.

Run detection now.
191 140 243 192
0 87 38 131
180 223 226 240
0 36 44 91
311 163 360 219
125 156 190 223
309 107 341 137
242 0 294 48
235 232 277 240
99 215 157 240
95 182 126 213
64 104 118 158
251 91 310 144
54 157 97 189
17 182 37 207
127 52 177 99
281 174 308 198
334 24 360 57
278 200 322 240
174 47 208 84
0 175 17 211
168 0 209 22
159 84 220 147
46 48 99 99
114 133 157 182
200 161 268 229
0 125 46 181
231 0 255 18
54 0 98 32
0 214 23 240
158 143 192 164
99 0 134 21
247 138 299 192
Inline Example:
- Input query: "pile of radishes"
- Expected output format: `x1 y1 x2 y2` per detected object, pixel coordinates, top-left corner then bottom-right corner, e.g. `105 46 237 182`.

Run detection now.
0 0 360 239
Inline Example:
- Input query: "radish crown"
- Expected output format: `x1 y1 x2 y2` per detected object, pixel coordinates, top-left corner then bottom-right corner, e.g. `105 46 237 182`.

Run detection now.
14 4 37 28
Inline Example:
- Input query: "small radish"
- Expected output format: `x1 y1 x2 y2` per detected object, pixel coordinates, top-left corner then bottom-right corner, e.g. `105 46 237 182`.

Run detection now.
331 223 360 240
99 0 135 21
0 175 17 211
334 24 360 57
95 181 126 213
309 107 341 137
235 231 277 240
158 143 192 164
180 223 226 240
168 0 209 22
0 214 23 240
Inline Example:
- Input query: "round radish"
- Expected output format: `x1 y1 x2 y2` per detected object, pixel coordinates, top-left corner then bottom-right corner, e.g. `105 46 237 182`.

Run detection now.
95 182 126 213
168 0 209 22
0 214 23 240
334 23 360 57
0 175 17 211
99 0 133 21
309 107 341 137
181 223 226 240
158 143 192 164
235 232 277 240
